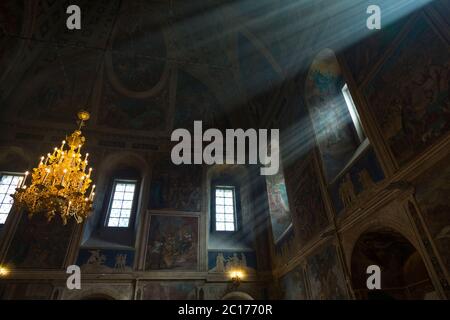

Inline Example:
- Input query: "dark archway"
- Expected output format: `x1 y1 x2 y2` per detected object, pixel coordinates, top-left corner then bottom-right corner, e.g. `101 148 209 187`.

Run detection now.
351 227 435 299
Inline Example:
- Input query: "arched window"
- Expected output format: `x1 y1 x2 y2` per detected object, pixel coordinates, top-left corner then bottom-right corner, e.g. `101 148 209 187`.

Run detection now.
305 48 369 181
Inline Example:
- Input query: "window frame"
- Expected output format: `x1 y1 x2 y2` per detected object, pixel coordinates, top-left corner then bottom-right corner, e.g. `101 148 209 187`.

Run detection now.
105 179 138 229
212 185 238 232
0 172 24 225
342 83 366 144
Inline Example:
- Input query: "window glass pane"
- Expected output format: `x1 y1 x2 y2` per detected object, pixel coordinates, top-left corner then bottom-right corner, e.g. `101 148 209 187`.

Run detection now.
112 200 122 209
342 84 365 143
7 186 16 194
1 176 12 184
119 218 129 227
216 222 225 231
108 218 119 227
224 190 233 198
120 210 131 218
107 181 137 228
122 201 132 209
11 176 21 185
110 209 120 217
225 223 235 231
0 174 23 224
0 204 11 213
114 192 124 200
123 192 134 201
214 187 236 232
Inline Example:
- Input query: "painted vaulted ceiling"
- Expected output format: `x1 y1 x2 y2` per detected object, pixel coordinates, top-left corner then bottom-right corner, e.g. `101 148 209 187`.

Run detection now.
0 0 328 141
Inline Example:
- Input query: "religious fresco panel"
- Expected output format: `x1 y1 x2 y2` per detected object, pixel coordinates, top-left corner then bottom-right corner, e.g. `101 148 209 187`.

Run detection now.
149 157 202 212
208 250 257 273
306 244 348 300
266 167 292 244
279 265 308 300
305 49 360 181
145 215 198 271
364 15 449 166
76 248 135 273
329 147 384 214
414 154 450 274
4 213 75 269
286 159 328 245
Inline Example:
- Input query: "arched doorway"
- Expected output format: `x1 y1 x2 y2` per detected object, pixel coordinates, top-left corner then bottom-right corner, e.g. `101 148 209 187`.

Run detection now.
351 227 436 299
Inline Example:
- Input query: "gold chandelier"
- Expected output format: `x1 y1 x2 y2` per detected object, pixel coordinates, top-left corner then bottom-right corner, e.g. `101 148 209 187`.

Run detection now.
12 111 96 225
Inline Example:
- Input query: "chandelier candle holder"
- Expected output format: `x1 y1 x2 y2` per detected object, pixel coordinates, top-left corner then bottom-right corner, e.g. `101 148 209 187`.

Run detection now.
12 111 95 225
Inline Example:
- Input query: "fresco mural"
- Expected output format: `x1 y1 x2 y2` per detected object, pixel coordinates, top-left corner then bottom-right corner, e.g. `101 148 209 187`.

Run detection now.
364 16 450 166
288 160 328 245
98 4 170 131
329 147 384 214
343 13 410 84
305 49 360 181
174 70 228 130
141 281 197 300
149 156 202 212
76 248 134 273
306 244 348 300
279 265 308 300
208 250 257 273
11 46 101 123
266 168 292 243
274 227 297 268
108 5 167 95
414 154 450 274
4 213 75 269
98 77 168 131
145 215 198 271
